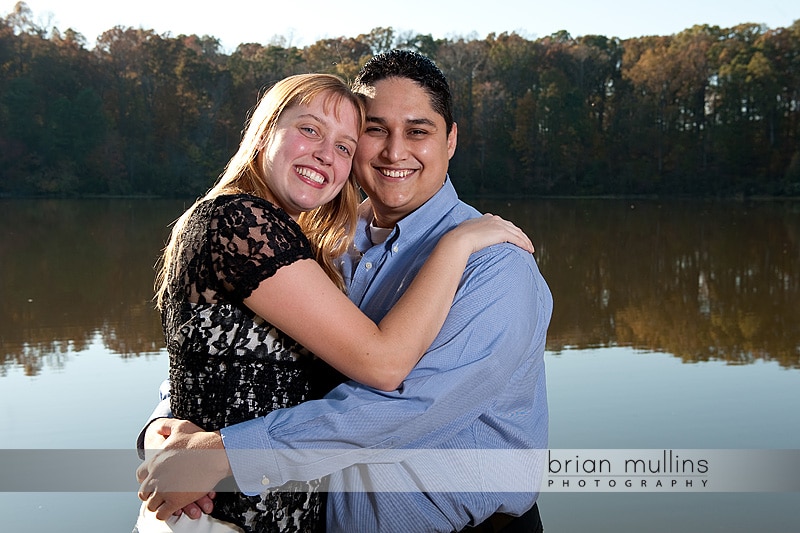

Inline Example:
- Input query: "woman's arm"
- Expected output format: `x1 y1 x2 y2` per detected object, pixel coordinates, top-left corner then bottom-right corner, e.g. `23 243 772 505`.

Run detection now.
244 214 532 391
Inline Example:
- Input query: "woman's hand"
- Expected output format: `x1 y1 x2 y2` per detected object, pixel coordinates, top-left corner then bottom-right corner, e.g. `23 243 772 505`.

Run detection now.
445 214 534 255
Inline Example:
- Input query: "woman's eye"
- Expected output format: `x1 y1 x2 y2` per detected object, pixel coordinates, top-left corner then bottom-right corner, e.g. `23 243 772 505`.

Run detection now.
301 126 318 136
336 144 352 156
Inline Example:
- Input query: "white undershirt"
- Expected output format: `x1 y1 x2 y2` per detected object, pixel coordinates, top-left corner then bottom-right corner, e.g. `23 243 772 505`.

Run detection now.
368 222 394 245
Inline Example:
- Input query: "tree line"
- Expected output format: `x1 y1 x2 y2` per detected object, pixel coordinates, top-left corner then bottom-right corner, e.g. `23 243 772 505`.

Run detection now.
2 2 799 197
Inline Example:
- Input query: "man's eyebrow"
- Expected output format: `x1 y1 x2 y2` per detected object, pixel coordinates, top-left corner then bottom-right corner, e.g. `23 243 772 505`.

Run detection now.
365 116 438 128
408 117 437 127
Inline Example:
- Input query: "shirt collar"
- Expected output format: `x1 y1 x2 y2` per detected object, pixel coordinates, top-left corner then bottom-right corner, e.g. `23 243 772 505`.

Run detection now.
357 175 459 250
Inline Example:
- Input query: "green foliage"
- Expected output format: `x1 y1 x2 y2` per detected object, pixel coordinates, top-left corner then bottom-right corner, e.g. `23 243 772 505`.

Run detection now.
1 2 799 197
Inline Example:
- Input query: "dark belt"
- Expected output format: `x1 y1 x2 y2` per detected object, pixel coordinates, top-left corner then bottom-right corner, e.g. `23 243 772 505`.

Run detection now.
461 502 543 533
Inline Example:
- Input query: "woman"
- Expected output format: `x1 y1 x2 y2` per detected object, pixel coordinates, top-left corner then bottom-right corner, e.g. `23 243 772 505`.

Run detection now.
135 73 533 533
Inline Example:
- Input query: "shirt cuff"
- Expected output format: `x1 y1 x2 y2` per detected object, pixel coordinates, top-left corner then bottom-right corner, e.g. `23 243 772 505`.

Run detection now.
220 417 282 496
135 398 173 459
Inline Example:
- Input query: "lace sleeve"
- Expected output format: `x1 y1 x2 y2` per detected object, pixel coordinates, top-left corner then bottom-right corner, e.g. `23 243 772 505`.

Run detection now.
207 195 314 303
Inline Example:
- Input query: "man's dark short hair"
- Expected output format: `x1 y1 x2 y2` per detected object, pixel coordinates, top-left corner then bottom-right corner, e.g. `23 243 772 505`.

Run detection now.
353 49 454 134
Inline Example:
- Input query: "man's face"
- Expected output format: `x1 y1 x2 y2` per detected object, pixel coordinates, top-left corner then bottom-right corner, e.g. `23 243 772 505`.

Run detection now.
354 77 457 228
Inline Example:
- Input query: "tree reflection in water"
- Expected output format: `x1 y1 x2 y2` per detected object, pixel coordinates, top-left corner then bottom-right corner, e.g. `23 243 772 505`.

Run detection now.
1 197 798 375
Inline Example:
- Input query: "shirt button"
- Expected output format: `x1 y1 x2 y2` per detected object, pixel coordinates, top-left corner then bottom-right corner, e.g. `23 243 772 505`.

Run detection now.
364 262 373 270
261 475 270 486
392 244 399 253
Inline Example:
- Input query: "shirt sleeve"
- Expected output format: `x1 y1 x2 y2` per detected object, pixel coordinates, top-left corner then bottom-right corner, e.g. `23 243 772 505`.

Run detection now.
209 196 313 302
222 244 552 495
135 379 173 459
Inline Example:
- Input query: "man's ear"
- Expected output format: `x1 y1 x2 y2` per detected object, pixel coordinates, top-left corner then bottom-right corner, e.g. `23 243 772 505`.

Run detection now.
447 122 458 160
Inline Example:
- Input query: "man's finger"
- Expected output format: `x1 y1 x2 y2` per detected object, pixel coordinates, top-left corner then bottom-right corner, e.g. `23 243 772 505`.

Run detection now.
153 418 175 438
146 493 164 513
135 462 149 483
196 492 216 514
181 503 203 519
155 503 177 522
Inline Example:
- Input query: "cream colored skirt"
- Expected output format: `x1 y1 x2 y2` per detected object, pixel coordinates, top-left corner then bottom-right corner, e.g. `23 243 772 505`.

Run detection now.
134 502 244 533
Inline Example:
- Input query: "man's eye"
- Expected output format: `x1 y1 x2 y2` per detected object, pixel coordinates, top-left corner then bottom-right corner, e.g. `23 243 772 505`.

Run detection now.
301 126 318 135
337 144 352 156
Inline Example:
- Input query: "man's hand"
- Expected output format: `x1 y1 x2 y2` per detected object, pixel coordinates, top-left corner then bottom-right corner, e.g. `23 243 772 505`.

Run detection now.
137 419 231 520
179 492 216 519
142 419 218 519
142 417 171 454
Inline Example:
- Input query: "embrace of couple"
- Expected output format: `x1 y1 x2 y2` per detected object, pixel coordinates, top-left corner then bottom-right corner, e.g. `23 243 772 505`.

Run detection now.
134 50 553 533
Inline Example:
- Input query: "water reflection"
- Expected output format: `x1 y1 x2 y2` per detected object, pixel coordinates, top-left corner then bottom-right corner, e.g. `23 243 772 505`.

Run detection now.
1 198 798 375
0 198 186 375
475 198 800 368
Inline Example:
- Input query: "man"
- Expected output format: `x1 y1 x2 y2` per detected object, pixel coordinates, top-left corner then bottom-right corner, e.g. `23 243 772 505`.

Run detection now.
139 50 552 532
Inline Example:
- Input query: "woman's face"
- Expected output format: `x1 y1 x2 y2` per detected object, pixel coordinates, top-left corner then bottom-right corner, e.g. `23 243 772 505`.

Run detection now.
261 95 360 219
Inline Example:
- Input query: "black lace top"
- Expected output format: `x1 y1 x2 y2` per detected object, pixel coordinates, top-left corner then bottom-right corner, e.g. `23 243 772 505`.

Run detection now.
162 194 340 532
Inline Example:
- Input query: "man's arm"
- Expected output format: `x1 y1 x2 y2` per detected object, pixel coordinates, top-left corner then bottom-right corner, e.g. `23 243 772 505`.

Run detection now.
136 379 172 459
137 420 230 520
223 245 552 495
136 381 218 519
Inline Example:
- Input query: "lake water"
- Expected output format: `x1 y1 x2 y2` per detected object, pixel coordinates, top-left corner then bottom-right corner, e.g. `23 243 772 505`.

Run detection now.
1 197 798 532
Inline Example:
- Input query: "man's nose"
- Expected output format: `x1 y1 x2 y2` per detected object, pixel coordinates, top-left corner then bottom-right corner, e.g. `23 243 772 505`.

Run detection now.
382 134 407 162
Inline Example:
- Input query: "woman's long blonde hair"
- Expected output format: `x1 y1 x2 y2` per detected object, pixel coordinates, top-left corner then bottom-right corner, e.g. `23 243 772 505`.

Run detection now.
155 74 365 309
